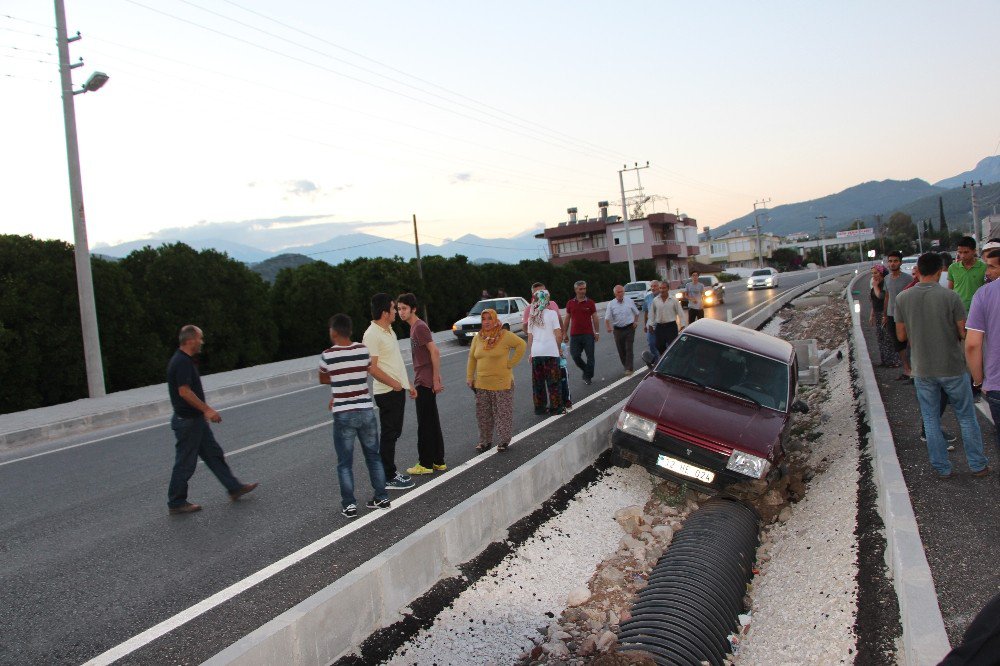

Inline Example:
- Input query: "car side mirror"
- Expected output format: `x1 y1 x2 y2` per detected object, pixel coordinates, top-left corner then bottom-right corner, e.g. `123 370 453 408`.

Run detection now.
791 399 809 414
641 350 655 369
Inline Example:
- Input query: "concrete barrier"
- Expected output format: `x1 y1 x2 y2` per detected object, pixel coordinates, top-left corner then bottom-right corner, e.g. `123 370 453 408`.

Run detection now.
203 400 625 665
846 272 950 665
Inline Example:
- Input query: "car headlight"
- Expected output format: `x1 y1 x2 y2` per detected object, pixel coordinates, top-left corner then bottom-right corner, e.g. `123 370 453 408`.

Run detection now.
726 450 772 478
704 289 713 296
675 291 684 299
747 280 753 287
616 410 657 442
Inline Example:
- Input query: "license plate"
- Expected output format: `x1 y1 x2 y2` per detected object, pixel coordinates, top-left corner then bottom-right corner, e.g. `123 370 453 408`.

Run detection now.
466 331 476 337
656 454 715 483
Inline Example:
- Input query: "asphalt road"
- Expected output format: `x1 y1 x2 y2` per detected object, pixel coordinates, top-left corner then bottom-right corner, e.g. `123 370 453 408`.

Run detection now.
0 268 841 665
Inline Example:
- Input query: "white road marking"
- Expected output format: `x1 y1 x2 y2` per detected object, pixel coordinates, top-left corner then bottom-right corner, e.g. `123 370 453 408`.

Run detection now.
79 372 638 666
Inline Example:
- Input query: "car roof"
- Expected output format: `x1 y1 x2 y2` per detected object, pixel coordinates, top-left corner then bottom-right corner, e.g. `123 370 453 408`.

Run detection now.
681 318 794 363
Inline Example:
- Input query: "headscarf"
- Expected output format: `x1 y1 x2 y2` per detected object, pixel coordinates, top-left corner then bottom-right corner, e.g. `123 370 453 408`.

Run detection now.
478 308 504 350
530 289 550 329
872 264 888 277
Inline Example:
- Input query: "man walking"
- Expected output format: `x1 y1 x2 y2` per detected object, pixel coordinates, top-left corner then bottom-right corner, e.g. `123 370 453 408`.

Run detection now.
650 282 685 354
685 271 706 324
948 236 987 312
895 252 989 479
362 293 416 491
605 284 640 375
643 279 661 363
319 314 390 518
563 280 600 384
166 325 257 515
883 250 912 381
965 248 1000 451
396 293 447 476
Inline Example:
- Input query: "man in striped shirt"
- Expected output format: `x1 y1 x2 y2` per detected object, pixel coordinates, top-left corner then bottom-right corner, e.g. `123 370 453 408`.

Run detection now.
319 314 390 518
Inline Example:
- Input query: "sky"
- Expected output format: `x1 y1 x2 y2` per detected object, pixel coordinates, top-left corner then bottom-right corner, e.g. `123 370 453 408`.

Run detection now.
3 0 999 252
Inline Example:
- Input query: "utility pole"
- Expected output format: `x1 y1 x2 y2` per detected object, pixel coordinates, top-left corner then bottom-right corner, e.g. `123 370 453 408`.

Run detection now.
618 162 649 283
753 198 771 269
815 215 828 267
916 217 923 253
964 180 983 245
412 214 428 326
55 0 106 398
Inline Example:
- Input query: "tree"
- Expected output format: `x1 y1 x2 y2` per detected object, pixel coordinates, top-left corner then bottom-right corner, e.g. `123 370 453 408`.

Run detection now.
770 248 802 271
270 261 359 359
939 196 949 236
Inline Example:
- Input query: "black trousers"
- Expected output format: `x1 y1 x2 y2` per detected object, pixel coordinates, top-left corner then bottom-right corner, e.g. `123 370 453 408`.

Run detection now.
612 326 635 371
688 308 704 324
415 385 445 467
654 322 679 355
374 389 406 479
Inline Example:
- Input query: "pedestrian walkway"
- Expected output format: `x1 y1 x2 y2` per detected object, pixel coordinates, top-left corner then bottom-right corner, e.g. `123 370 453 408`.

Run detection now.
858 314 999 645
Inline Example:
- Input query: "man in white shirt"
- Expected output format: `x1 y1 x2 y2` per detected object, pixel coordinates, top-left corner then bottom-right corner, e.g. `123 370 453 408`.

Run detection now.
650 282 685 354
604 284 640 375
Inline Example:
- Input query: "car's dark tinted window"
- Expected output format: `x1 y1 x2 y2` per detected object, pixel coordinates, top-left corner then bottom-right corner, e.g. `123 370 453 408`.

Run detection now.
624 282 647 292
699 277 713 286
469 299 509 315
751 269 771 277
656 334 789 410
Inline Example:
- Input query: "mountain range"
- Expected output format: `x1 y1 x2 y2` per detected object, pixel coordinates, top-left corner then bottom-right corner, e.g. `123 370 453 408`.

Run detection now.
93 155 1000 264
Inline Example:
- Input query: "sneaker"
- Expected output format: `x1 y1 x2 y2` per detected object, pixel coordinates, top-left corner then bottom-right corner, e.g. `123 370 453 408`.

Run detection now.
972 466 991 478
366 497 391 510
406 463 434 475
168 502 202 515
937 471 955 480
386 474 415 490
565 403 573 412
229 482 259 501
433 463 448 472
397 473 412 483
341 504 358 518
583 377 593 385
943 431 957 443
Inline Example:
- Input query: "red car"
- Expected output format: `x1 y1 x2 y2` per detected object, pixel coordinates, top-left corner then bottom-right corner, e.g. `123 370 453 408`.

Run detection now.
611 318 809 492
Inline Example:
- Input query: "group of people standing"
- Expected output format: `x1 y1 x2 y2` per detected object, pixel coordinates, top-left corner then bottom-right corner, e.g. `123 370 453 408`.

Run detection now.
868 237 1000 478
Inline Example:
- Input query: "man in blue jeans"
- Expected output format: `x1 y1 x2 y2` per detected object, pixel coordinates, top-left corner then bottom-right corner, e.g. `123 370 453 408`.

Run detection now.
965 248 1000 453
895 253 989 479
320 314 390 518
166 325 257 515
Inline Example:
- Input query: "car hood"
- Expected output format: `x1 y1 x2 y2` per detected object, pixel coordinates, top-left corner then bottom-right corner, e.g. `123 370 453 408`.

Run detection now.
626 374 786 458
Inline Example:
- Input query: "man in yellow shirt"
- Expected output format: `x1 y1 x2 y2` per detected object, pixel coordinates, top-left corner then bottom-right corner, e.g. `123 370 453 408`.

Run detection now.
362 293 416 490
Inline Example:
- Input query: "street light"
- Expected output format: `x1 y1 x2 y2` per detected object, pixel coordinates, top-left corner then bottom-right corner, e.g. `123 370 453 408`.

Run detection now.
55 0 108 398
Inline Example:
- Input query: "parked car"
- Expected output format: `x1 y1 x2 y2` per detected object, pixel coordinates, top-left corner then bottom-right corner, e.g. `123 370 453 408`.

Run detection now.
452 296 530 345
674 275 725 307
624 280 655 311
746 268 780 290
899 255 919 277
611 318 809 492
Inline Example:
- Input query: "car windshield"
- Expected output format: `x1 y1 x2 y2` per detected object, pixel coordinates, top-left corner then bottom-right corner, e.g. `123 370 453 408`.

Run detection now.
751 270 771 277
624 282 647 292
468 299 509 315
654 333 789 411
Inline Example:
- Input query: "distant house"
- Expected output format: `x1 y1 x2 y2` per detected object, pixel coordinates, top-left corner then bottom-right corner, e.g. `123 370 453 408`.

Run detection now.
536 202 701 285
698 229 783 270
785 232 811 242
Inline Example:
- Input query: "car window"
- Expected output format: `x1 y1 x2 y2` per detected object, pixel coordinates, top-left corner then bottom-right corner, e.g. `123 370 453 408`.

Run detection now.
698 277 713 286
751 269 771 277
469 299 509 315
656 334 789 411
509 301 519 313
624 282 647 292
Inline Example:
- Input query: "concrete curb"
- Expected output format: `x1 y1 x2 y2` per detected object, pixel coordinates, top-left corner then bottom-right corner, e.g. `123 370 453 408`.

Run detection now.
846 272 951 665
203 400 625 666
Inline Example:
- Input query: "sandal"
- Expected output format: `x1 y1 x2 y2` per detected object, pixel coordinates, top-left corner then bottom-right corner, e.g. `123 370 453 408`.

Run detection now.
497 442 510 452
475 442 492 453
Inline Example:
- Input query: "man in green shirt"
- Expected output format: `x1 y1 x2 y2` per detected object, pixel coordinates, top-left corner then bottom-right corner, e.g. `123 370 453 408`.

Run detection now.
948 236 987 312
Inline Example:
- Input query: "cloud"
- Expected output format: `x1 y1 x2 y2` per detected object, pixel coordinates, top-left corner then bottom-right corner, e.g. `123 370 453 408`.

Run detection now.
450 172 473 184
286 179 319 196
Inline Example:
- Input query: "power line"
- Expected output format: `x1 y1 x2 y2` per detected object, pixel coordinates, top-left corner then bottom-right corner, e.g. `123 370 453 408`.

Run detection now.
0 45 55 57
0 13 55 30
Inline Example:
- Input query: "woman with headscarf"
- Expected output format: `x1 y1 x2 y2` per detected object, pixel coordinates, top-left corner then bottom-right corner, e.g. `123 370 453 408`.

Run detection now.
467 308 526 452
526 289 564 416
869 263 901 367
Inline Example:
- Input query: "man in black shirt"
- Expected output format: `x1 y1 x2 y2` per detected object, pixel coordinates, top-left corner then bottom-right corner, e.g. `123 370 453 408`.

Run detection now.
166 325 257 515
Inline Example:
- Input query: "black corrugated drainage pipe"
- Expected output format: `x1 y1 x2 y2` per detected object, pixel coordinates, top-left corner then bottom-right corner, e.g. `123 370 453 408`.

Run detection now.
618 496 761 665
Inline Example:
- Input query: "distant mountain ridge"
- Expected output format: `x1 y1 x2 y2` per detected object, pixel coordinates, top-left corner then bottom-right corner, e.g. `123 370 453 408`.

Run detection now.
934 155 1000 189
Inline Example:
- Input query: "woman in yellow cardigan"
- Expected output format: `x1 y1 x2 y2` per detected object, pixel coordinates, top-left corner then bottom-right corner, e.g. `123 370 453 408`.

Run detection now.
466 308 527 452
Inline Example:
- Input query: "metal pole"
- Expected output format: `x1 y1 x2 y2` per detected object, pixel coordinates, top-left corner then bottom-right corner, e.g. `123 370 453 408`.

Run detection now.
965 180 983 245
412 213 428 326
618 168 637 283
55 0 105 398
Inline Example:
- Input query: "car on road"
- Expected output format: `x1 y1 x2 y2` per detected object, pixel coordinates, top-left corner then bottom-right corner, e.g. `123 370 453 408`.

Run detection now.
624 281 655 311
899 255 919 277
674 275 725 308
611 318 809 492
452 296 530 344
746 268 780 290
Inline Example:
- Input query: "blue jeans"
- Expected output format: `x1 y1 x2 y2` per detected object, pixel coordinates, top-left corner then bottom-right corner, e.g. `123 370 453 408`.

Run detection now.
646 328 659 365
168 415 241 508
913 374 988 475
333 409 387 508
984 391 1000 452
569 334 596 381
